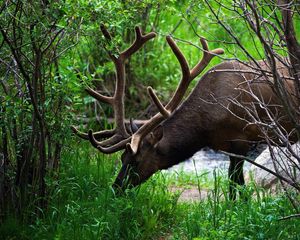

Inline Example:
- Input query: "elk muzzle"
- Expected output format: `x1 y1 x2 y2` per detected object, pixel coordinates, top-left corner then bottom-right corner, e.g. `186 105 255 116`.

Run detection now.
112 164 141 194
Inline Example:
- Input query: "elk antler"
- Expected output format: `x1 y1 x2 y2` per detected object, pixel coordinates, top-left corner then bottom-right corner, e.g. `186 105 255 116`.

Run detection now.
72 24 156 153
128 36 224 154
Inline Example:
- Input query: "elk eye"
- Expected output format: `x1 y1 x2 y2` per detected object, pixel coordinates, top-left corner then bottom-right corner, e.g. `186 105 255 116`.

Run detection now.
155 145 165 156
121 152 133 165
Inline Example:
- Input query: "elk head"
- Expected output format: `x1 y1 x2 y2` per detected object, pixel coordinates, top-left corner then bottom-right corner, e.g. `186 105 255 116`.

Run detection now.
72 24 224 192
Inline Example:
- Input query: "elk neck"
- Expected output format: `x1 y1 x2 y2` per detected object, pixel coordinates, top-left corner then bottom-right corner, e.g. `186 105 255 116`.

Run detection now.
157 101 209 169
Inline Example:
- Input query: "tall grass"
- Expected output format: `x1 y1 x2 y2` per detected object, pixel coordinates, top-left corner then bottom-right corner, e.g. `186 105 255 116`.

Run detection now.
1 142 299 239
0 142 178 240
173 172 300 240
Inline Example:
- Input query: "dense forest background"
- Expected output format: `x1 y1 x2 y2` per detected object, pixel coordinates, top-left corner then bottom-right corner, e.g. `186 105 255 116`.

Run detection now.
0 0 299 239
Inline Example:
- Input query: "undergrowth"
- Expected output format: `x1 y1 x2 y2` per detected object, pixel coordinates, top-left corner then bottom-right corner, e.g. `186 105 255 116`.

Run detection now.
1 142 299 240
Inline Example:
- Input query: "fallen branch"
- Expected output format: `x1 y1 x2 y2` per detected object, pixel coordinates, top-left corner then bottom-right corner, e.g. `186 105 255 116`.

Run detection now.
220 150 300 191
278 213 300 221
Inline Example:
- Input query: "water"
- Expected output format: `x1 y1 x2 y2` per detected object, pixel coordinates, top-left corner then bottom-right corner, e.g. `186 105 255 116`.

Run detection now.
167 148 254 175
167 149 229 175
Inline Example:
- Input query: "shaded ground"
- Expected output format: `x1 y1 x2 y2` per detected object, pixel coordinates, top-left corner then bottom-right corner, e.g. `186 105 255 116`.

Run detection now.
166 148 265 202
169 186 209 202
167 149 230 174
167 147 263 175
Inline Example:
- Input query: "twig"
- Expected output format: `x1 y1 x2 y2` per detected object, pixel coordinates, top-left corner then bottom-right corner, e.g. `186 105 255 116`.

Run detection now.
279 213 300 221
220 150 300 191
210 68 295 80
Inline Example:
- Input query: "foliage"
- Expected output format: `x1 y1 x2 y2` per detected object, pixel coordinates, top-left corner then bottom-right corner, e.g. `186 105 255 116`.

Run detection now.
0 143 299 239
1 0 300 238
0 0 77 217
173 174 300 240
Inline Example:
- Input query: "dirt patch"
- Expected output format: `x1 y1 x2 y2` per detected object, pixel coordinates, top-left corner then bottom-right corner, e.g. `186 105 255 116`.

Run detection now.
169 186 209 202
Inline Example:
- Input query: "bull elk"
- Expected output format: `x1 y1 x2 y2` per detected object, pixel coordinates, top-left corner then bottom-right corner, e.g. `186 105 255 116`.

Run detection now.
72 25 296 199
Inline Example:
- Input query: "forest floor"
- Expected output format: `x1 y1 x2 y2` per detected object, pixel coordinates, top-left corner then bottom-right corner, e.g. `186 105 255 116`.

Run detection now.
169 186 209 202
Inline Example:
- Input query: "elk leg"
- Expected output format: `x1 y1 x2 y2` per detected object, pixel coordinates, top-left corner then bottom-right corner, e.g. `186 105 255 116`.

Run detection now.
228 156 245 200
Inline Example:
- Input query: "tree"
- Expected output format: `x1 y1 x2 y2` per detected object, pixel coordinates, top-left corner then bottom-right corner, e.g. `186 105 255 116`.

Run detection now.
0 0 74 219
202 0 300 210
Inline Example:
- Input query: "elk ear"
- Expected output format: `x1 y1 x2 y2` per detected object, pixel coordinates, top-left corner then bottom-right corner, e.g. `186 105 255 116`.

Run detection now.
130 118 139 134
154 125 163 141
149 125 163 145
126 143 134 155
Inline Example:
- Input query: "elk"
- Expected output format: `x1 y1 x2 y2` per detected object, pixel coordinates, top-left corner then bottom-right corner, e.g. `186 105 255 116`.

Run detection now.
72 25 296 199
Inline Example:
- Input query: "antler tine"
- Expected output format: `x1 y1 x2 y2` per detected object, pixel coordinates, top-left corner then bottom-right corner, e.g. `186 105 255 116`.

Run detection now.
71 126 115 140
85 87 113 104
190 37 224 79
121 26 157 60
145 36 190 121
88 129 131 153
88 129 102 149
147 86 170 119
166 36 223 112
71 126 90 140
164 36 192 112
128 36 224 155
166 36 190 78
94 133 127 147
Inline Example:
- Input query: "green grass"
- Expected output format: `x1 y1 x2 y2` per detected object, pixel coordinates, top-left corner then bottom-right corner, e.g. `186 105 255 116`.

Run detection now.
1 142 299 240
171 173 300 240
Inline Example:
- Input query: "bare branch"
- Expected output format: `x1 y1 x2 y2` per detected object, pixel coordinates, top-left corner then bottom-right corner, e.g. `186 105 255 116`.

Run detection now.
220 150 300 191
